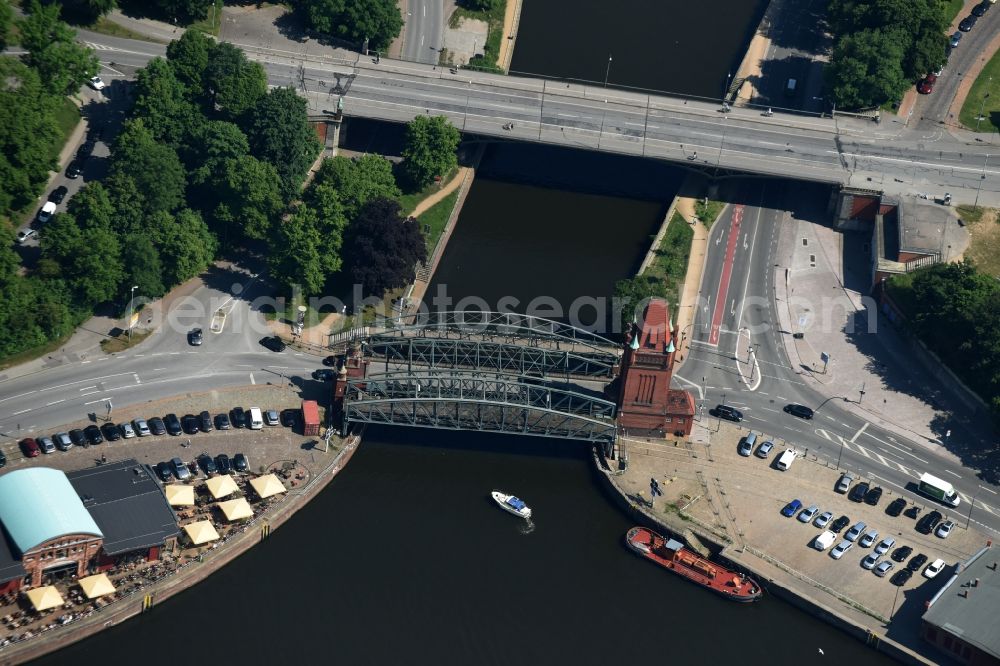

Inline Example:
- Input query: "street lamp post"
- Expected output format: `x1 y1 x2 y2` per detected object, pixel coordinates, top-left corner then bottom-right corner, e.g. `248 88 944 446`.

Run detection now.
604 54 612 87
966 486 982 529
975 153 990 208
976 78 991 132
128 285 138 341
836 437 846 469
859 382 866 405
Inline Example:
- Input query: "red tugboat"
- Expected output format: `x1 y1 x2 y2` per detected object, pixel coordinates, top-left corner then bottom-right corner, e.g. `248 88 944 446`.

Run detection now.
625 527 762 602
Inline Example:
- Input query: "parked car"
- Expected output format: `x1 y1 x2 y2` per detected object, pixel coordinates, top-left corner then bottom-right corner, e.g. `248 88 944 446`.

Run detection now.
280 409 297 428
849 481 870 503
148 417 167 436
755 440 774 458
936 520 955 539
886 497 906 517
781 499 803 517
134 419 151 437
87 75 106 90
859 530 879 548
54 432 73 451
814 511 833 528
230 407 247 429
171 457 191 480
154 462 173 482
845 521 867 542
181 414 199 435
16 228 37 244
197 454 217 475
909 553 929 572
917 510 943 534
214 413 231 430
66 159 84 179
923 558 946 578
312 368 336 381
199 411 213 432
120 422 136 439
69 429 87 447
188 328 203 346
264 409 280 426
164 413 182 436
890 568 912 586
101 422 122 441
709 404 742 422
864 486 883 506
950 31 963 47
874 537 896 556
783 403 814 419
76 139 95 159
233 453 249 473
862 552 881 570
20 438 40 458
37 201 57 223
830 515 851 533
917 74 937 94
215 454 232 474
830 541 853 559
798 505 820 523
84 424 104 445
891 545 913 563
973 0 991 15
36 436 55 454
959 14 977 31
259 336 286 352
737 436 754 457
48 186 68 204
874 561 894 577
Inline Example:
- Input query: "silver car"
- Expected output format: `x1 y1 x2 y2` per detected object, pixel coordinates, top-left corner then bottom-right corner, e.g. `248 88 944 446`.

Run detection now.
830 541 853 559
133 419 151 437
120 422 136 439
755 440 774 458
874 536 895 556
798 505 820 523
936 520 954 539
845 522 867 542
859 530 879 548
862 552 880 569
874 561 894 577
53 432 73 451
814 511 833 528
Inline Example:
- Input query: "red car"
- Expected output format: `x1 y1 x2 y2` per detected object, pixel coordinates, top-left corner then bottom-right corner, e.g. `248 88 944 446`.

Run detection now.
917 74 937 94
19 438 40 458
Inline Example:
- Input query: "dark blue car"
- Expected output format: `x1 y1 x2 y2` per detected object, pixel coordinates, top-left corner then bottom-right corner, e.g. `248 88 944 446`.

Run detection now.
781 499 803 517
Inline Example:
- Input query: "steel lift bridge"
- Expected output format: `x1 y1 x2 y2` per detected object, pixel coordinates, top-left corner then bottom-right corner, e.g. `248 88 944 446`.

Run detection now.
336 311 623 445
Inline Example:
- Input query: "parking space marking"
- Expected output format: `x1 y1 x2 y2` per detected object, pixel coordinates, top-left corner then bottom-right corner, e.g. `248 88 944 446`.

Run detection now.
250 373 256 385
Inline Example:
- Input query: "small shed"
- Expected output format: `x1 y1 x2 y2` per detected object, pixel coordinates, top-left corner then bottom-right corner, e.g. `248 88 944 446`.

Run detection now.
302 400 320 436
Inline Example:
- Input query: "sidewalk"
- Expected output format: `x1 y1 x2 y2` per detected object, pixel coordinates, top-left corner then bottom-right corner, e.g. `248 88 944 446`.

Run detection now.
673 196 709 365
107 9 183 43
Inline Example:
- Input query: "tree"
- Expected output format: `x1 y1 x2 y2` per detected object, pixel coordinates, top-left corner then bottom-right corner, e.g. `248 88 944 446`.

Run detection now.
205 42 267 118
67 181 115 231
186 120 249 188
613 275 668 334
296 0 402 50
344 197 426 296
400 115 460 189
40 212 123 305
53 0 116 25
271 208 328 295
314 154 400 221
18 0 98 95
305 182 348 254
132 57 199 146
150 0 213 23
211 155 284 242
243 86 320 201
826 29 908 109
148 208 217 286
122 233 167 299
111 119 187 216
0 0 13 51
458 0 498 9
166 29 214 97
0 58 62 214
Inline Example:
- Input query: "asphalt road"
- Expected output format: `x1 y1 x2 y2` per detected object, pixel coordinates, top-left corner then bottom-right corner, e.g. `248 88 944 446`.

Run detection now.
675 183 1000 539
73 29 1000 206
401 0 444 65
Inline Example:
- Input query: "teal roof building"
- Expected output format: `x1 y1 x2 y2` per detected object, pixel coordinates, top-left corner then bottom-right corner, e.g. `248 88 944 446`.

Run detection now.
0 468 103 554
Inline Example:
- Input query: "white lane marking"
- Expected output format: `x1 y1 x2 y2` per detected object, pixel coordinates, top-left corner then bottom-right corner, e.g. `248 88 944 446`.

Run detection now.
854 445 873 459
133 374 140 384
944 469 961 478
83 397 111 405
860 430 928 463
46 400 64 406
152 368 166 372
80 390 99 396
250 373 256 385
12 408 31 415
79 386 97 392
0 390 37 405
849 422 869 443
759 407 780 413
81 360 91 364
981 486 998 496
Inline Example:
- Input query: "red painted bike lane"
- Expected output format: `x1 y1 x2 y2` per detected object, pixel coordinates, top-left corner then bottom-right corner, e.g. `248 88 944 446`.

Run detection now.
708 205 744 346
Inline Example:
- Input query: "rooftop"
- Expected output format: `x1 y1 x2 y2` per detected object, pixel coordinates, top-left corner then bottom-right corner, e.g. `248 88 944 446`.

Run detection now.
0 468 103 554
66 459 180 556
923 544 1000 659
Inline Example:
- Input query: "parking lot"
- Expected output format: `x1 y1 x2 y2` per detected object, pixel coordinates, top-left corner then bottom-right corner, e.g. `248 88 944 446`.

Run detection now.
614 422 987 620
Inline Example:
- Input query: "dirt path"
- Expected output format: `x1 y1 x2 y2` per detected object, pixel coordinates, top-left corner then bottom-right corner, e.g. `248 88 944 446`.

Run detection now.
673 196 708 366
411 166 470 217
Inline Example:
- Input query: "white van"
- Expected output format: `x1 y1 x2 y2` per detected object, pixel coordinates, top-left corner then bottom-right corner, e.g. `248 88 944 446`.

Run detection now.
776 448 798 471
248 407 264 430
813 530 837 551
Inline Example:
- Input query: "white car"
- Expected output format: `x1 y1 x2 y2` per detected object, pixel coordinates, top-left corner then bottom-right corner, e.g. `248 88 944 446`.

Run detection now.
830 541 853 559
859 530 879 548
874 536 895 556
798 505 820 523
936 520 954 539
133 419 151 437
88 76 105 91
924 558 946 578
862 552 880 569
16 228 36 243
814 511 833 528
37 201 56 223
119 422 136 439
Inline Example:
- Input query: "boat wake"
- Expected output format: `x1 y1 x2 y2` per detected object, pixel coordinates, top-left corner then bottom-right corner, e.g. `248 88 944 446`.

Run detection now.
519 518 535 535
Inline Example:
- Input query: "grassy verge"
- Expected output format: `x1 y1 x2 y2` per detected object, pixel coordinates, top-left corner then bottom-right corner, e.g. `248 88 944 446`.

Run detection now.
959 207 1000 278
0 331 75 371
959 46 1000 132
957 204 986 225
642 212 694 301
694 199 724 229
415 189 459 255
396 168 457 215
85 16 166 42
944 0 965 24
449 0 506 72
100 328 153 353
188 0 223 36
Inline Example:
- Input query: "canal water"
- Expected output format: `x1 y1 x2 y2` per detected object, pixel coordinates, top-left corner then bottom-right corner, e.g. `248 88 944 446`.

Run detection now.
38 145 891 665
509 0 767 99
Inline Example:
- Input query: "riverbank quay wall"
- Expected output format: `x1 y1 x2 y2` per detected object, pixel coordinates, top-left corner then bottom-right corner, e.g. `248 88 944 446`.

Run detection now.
591 446 935 666
0 431 365 665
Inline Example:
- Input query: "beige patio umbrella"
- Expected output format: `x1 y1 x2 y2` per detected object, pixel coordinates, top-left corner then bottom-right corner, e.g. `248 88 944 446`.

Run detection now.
216 497 253 522
204 475 239 500
26 586 64 612
78 573 116 599
164 484 195 506
183 520 220 546
249 474 286 499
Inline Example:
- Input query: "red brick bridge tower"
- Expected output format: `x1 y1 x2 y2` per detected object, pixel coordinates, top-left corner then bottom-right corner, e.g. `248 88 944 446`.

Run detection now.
616 298 696 437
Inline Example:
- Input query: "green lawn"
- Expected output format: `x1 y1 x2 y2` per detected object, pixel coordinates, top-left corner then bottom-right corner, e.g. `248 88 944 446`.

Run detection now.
396 168 458 215
188 0 223 36
85 16 166 42
694 199 725 230
449 0 507 72
959 47 1000 132
944 0 965 24
642 212 694 301
415 189 459 255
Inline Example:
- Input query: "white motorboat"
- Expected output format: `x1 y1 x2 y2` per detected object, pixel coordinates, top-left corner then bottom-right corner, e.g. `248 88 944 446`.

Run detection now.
491 491 532 519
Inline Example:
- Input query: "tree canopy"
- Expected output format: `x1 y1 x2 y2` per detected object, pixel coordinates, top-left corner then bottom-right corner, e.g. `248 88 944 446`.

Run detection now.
343 197 427 297
111 119 187 216
243 87 320 201
294 0 403 50
314 154 400 221
18 0 99 95
205 42 267 119
400 115 460 189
